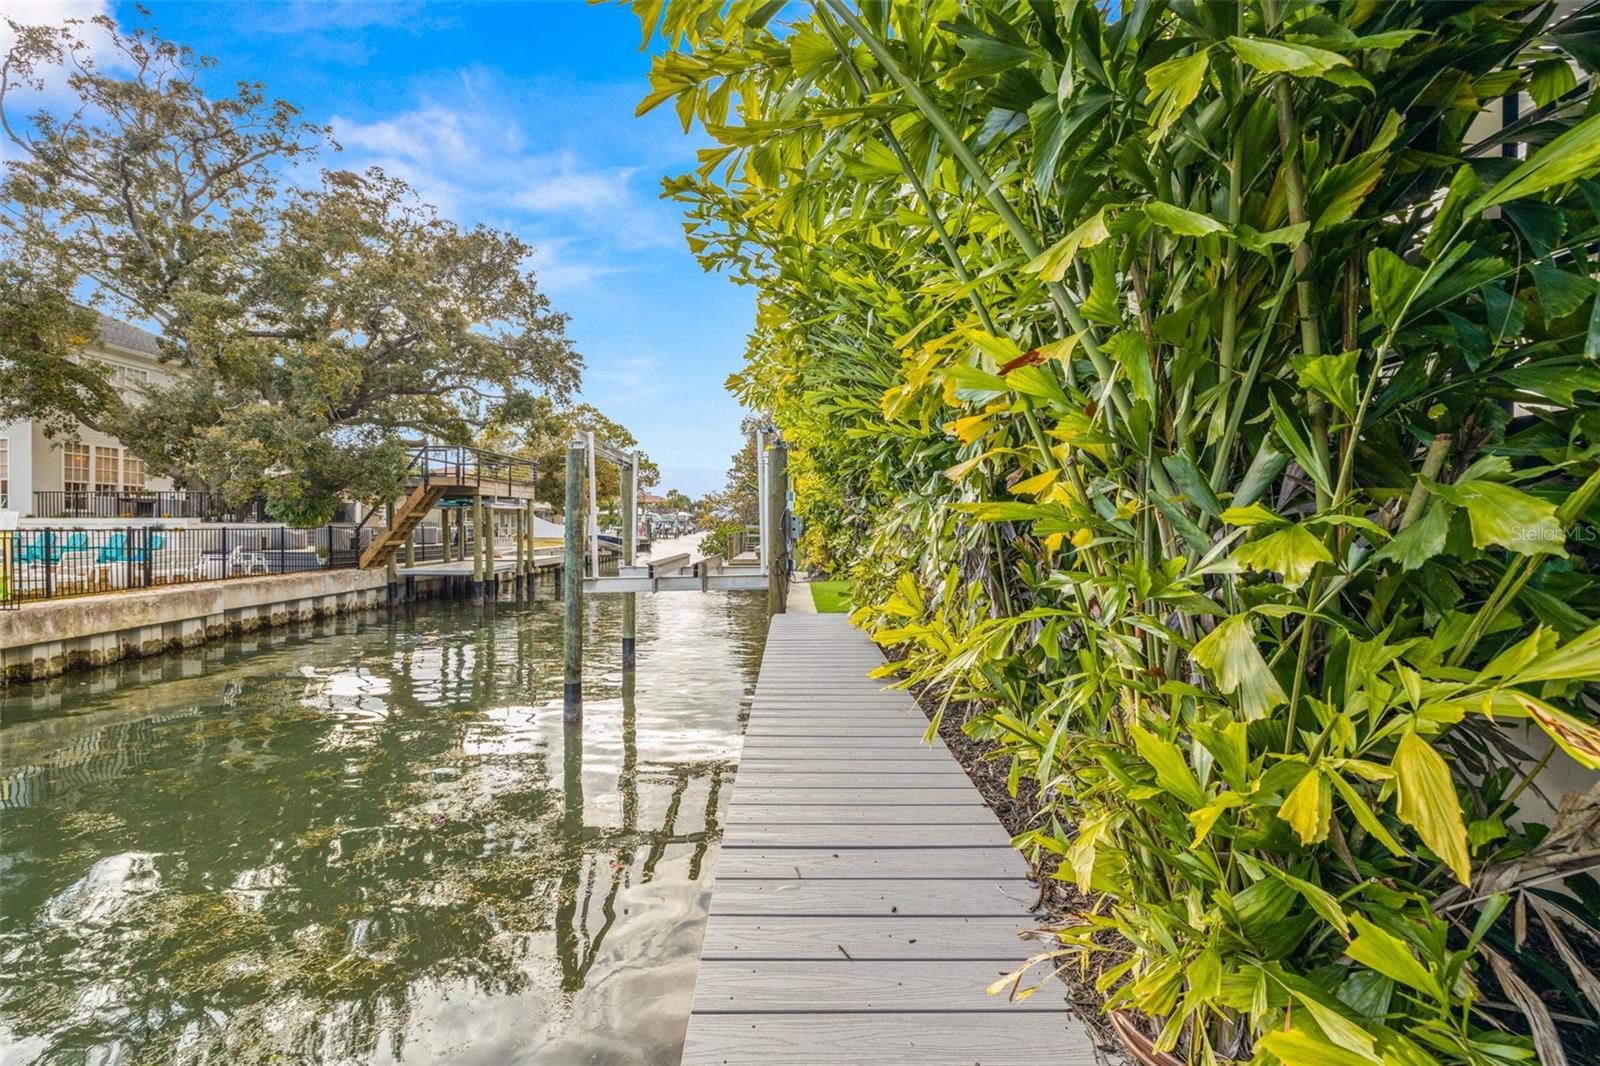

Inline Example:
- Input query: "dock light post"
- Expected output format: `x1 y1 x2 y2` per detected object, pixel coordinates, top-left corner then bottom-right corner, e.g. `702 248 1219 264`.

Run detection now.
563 440 585 721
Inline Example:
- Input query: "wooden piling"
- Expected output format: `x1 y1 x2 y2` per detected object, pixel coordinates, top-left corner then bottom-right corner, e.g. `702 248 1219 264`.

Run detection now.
621 451 637 669
526 498 538 600
441 509 452 564
471 495 485 603
563 441 584 721
515 508 526 596
385 501 398 605
765 437 789 615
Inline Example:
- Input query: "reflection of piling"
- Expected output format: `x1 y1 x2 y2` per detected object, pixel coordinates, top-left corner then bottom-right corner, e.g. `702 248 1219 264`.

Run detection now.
563 442 584 721
557 715 584 992
621 453 637 670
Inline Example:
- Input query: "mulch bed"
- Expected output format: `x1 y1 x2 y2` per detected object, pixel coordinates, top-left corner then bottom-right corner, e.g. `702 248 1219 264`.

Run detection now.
896 670 1126 1059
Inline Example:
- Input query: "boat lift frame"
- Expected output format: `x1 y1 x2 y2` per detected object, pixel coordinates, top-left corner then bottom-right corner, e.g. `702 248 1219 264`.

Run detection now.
562 427 790 721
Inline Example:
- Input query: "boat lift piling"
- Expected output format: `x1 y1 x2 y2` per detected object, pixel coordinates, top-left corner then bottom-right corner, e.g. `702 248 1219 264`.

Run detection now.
563 441 585 722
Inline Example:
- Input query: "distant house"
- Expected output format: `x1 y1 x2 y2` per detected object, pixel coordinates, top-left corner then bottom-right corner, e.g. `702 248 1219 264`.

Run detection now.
0 313 192 520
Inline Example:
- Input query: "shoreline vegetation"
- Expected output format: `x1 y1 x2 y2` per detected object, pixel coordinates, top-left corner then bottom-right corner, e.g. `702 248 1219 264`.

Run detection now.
639 1 1600 1062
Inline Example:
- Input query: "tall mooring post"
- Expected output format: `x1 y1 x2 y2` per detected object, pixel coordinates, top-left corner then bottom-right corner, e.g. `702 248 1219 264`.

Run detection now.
471 495 486 604
620 450 638 670
515 507 526 597
481 499 493 599
563 440 585 721
765 434 790 615
385 501 398 605
525 497 538 597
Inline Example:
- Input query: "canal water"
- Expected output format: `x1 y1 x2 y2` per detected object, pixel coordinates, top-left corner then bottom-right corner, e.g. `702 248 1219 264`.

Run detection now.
0 591 769 1065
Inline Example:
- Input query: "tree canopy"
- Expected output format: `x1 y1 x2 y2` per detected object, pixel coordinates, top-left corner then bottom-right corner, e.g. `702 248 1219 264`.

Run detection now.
1 14 586 524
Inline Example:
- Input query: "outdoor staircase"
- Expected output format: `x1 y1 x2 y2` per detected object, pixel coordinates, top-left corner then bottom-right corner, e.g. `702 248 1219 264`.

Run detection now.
358 484 445 570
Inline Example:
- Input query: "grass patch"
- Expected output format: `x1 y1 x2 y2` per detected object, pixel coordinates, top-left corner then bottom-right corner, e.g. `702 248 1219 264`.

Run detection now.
808 580 852 613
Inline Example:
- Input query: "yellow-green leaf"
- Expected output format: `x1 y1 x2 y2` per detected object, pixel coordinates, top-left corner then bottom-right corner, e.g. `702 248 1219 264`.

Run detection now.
1190 614 1287 719
1145 50 1210 137
1346 914 1436 995
1232 523 1333 589
1189 790 1245 847
1228 36 1352 78
1392 730 1471 884
1260 1027 1376 1066
1278 768 1331 844
1470 110 1600 213
1131 726 1207 809
1220 502 1281 526
1025 208 1111 283
1425 477 1568 557
1144 201 1227 237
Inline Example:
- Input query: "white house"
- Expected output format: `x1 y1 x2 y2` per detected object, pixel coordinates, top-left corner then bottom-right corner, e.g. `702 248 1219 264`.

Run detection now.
0 313 201 521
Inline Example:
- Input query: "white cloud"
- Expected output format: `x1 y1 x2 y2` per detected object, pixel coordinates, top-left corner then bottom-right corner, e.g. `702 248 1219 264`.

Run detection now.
331 105 471 161
0 1 121 114
513 151 634 213
525 236 625 295
326 86 683 296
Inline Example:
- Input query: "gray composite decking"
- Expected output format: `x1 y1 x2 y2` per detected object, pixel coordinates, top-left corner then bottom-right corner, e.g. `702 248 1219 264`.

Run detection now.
682 613 1096 1066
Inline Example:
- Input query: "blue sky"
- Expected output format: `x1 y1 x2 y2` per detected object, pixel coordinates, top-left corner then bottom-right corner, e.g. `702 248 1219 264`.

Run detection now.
31 1 756 497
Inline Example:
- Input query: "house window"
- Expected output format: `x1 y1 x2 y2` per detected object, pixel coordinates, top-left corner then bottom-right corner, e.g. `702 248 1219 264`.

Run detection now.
123 456 145 492
122 366 151 390
63 444 90 512
94 447 120 493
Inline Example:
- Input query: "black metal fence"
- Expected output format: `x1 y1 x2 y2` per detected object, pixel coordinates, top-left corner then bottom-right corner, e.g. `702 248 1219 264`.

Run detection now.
29 491 269 522
0 525 368 609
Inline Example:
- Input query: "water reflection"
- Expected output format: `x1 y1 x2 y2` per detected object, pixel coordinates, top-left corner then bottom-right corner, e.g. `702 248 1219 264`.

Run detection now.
0 592 767 1064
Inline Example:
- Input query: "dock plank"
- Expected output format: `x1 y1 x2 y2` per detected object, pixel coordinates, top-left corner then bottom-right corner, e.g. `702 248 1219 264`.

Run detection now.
713 846 1022 880
700 915 1040 960
693 960 1058 1012
683 614 1094 1065
681 1013 1094 1066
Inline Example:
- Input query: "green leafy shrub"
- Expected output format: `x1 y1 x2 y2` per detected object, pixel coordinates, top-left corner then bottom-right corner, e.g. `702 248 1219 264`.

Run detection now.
640 1 1600 1061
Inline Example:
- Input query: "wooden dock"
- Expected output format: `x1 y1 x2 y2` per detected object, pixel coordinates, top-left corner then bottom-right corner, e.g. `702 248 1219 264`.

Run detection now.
683 614 1096 1065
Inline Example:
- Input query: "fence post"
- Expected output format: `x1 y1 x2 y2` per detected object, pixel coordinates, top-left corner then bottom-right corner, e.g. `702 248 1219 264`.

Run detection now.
44 531 54 599
143 527 153 588
563 440 584 721
325 524 334 570
276 526 284 574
